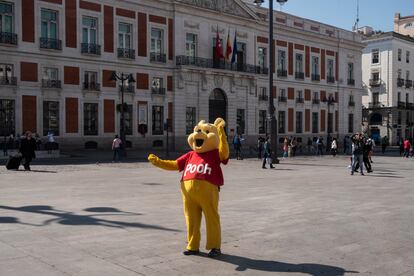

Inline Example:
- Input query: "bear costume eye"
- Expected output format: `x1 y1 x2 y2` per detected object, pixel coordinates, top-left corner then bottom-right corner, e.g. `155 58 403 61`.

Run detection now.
206 130 210 134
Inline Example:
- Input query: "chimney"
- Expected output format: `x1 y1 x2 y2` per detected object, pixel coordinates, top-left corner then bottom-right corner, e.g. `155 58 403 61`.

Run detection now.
394 12 400 32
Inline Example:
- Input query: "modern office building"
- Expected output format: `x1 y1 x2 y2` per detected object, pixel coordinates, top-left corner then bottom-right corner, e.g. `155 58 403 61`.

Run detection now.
0 0 364 150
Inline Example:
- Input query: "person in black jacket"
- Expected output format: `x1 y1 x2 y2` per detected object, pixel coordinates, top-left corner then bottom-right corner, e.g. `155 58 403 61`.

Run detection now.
351 133 365 176
19 131 36 171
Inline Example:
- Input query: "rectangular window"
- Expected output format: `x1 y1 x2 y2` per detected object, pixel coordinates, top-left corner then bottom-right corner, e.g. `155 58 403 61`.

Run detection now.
83 71 98 90
258 47 267 69
296 111 303 133
312 56 319 75
0 63 13 79
0 2 13 33
348 114 354 133
43 67 58 80
398 69 402 79
372 49 379 64
348 62 354 80
312 112 319 133
398 92 401 102
186 107 196 134
151 77 164 94
186 33 197 58
118 23 132 49
236 42 246 65
84 103 98 136
297 90 303 99
278 111 285 134
236 109 245 134
151 28 163 54
82 16 97 44
41 9 58 39
398 49 402 61
372 72 380 81
406 70 410 80
279 88 286 98
259 110 266 134
0 99 15 136
122 104 133 135
152 105 164 135
43 101 59 136
406 93 409 103
278 50 286 71
372 92 379 104
295 53 303 73
398 111 402 125
313 91 319 100
407 51 410 63
327 59 334 77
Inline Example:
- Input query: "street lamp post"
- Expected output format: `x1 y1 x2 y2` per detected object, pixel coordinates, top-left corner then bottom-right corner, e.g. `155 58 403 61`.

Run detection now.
109 72 135 147
326 95 335 151
255 0 288 164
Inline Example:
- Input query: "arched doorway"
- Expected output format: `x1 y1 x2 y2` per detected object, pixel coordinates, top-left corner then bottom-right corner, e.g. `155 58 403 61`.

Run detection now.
209 88 227 124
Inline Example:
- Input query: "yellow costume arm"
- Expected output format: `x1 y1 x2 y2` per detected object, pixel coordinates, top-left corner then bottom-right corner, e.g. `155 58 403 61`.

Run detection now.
148 154 179 171
214 119 229 161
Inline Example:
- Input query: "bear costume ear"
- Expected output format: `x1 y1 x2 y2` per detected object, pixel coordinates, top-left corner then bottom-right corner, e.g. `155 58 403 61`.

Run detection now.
197 120 206 126
214 117 225 128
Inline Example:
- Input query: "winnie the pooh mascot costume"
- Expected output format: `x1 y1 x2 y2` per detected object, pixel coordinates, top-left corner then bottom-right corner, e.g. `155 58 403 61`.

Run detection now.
148 118 229 258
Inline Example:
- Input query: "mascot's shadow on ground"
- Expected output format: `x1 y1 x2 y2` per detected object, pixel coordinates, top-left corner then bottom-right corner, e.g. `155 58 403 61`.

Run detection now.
148 117 229 258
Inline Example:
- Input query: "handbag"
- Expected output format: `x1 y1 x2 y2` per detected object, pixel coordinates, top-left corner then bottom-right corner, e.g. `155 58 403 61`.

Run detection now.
266 157 272 165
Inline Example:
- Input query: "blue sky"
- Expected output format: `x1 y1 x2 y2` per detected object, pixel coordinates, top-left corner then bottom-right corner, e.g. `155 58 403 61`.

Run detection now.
260 0 414 31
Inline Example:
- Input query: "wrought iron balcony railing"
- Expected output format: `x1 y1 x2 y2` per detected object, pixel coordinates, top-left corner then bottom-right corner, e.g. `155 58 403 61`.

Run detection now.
150 52 166 63
327 76 335 83
347 79 355 86
397 78 405 87
0 32 17 45
398 101 406 109
368 102 382 108
348 101 355 107
295 72 304 80
407 103 414 110
278 96 287 102
151 87 166 95
0 76 17 85
119 84 135 93
405 79 413 88
312 99 320 104
42 79 61 88
40 37 62 50
277 69 287 77
175 56 268 75
311 74 320 81
369 79 381 87
258 95 268 101
83 82 100 91
296 98 304 103
117 48 135 59
81 43 101 55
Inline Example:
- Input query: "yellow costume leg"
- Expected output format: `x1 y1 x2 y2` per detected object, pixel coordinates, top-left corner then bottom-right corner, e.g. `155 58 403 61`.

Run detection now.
181 181 202 251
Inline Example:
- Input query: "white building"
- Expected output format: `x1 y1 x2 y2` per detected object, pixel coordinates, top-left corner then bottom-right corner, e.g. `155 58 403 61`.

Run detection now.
362 32 414 144
0 0 364 151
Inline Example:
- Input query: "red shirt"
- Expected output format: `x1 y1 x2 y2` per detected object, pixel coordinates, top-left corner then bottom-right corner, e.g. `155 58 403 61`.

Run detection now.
176 149 228 186
404 140 411 149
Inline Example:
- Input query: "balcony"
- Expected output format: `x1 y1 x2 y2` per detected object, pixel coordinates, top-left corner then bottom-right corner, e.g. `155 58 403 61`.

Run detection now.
278 96 287 102
277 69 287 77
348 101 355 107
81 43 101 55
397 78 405 87
311 74 320 81
118 48 135 59
296 98 304 103
407 103 414 110
368 102 382 108
405 79 413 88
327 76 335 83
258 94 268 101
0 32 17 45
369 79 381 87
150 52 166 63
42 79 61 89
119 84 135 93
151 87 166 95
40 37 62 50
347 79 355 86
312 99 320 105
398 101 406 109
83 82 100 91
0 76 17 86
176 56 268 75
295 72 304 80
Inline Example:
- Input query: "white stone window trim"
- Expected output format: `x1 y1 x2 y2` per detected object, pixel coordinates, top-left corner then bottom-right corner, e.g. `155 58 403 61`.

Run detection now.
37 2 63 44
79 10 102 49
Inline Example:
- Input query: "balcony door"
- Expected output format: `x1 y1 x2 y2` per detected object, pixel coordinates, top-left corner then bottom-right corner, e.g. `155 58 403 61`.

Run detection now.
209 88 227 125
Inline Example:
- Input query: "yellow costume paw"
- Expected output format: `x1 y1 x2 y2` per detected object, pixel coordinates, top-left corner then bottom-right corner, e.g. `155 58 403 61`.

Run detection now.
148 154 159 165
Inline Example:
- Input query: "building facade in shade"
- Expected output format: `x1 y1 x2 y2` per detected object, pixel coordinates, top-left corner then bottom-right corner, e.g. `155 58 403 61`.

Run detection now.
0 0 364 150
362 32 414 145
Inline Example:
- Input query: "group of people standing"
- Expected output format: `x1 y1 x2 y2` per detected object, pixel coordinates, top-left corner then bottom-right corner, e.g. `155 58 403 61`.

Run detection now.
350 133 375 176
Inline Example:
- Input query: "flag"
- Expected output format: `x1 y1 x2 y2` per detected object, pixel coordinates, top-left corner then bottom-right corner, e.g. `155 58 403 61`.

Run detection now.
215 27 224 60
225 30 232 60
231 30 238 63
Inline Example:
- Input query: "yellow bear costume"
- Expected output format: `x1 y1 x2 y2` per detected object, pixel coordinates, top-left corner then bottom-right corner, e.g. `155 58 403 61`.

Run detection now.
148 118 229 257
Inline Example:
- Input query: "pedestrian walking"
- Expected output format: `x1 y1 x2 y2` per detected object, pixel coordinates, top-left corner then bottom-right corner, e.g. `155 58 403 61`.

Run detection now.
262 137 275 169
46 131 55 153
290 137 297 157
363 137 373 173
307 137 313 154
351 133 364 176
368 137 375 163
381 136 389 154
283 138 289 159
316 137 324 156
112 135 122 162
232 134 242 160
19 131 36 171
331 138 338 157
403 138 411 158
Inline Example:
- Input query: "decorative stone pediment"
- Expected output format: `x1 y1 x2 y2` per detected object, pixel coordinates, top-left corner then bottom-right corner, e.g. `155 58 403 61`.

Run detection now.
176 0 258 20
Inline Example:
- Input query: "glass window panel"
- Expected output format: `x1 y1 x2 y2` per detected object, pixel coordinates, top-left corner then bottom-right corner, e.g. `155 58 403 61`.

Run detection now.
0 3 13 14
41 22 48 38
82 28 88 43
4 15 12 32
90 29 96 43
50 22 57 39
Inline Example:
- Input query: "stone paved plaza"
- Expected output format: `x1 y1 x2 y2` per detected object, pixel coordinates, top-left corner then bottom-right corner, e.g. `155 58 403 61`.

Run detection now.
0 155 413 276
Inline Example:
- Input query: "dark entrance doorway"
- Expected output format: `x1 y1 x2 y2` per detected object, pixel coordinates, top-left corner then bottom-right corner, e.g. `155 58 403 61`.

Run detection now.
209 88 227 124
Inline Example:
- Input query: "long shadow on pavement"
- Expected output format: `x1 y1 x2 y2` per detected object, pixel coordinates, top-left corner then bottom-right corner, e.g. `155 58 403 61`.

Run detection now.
0 205 179 232
199 253 358 276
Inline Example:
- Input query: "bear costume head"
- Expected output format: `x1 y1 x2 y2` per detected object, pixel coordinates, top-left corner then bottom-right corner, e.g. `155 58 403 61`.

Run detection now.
187 118 225 153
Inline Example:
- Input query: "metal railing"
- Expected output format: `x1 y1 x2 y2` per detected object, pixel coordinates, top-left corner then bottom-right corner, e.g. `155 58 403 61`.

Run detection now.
277 69 287 77
368 102 381 108
0 76 17 85
42 79 61 88
0 32 17 45
295 72 304 80
347 79 355 86
327 76 335 83
407 103 414 110
81 43 101 55
151 87 166 95
150 52 166 63
397 78 405 87
369 79 381 87
405 79 413 88
176 56 268 75
258 95 268 101
118 48 135 59
312 99 320 104
311 74 320 81
398 101 406 109
120 84 135 93
83 82 100 91
278 96 287 102
296 98 304 103
40 37 62 50
348 101 355 107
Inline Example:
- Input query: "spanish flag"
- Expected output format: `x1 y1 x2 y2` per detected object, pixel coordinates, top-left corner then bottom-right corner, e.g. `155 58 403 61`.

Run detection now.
225 30 232 61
